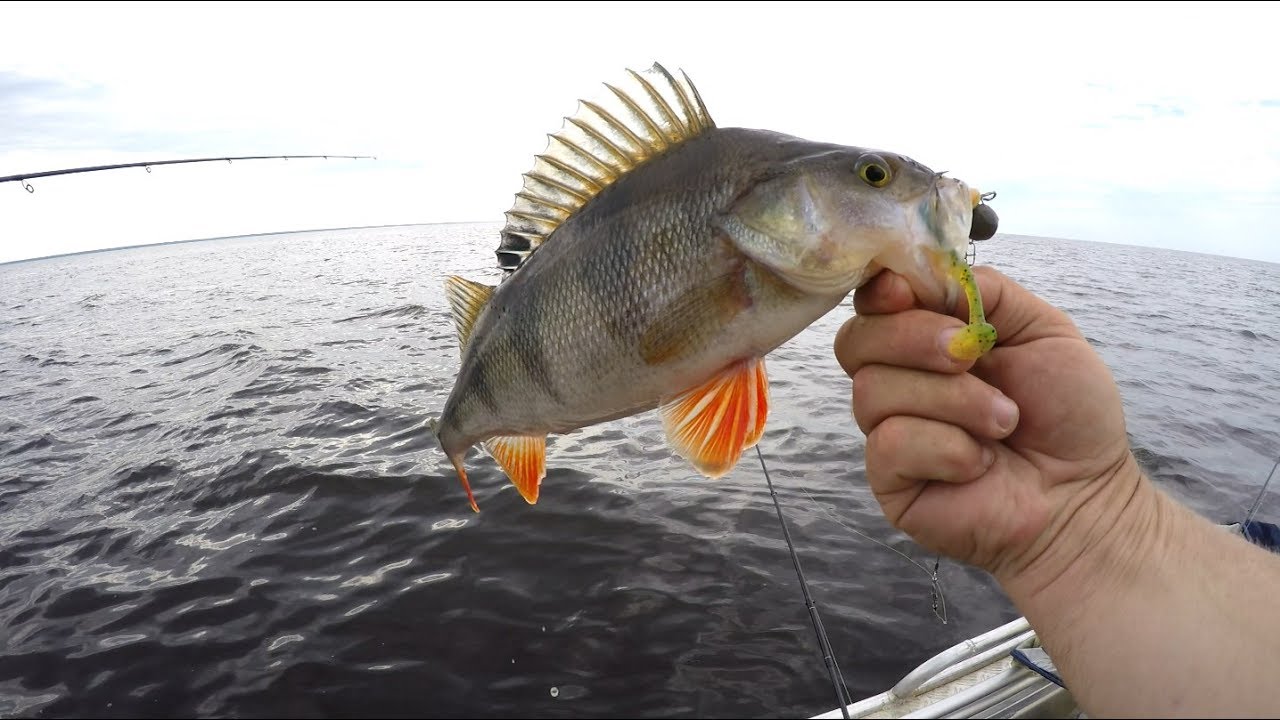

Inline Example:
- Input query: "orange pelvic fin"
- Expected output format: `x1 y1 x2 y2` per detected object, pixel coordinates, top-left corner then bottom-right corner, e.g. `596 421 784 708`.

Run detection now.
447 453 480 513
660 357 770 478
484 435 547 505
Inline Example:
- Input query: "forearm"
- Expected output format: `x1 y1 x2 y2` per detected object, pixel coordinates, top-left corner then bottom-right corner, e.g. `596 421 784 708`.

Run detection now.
1001 456 1280 718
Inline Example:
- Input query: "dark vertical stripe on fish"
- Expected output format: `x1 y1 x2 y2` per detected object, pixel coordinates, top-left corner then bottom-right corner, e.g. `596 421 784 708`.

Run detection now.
574 218 638 345
468 357 502 416
510 306 563 405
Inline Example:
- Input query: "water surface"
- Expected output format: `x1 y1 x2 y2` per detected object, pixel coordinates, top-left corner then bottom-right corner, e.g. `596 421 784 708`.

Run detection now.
1 224 1276 717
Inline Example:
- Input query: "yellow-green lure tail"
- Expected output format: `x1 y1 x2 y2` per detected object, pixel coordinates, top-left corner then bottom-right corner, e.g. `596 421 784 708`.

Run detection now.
944 194 998 361
945 250 997 360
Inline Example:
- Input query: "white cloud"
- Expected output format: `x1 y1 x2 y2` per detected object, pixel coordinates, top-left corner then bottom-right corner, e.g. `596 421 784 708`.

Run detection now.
2 0 1278 264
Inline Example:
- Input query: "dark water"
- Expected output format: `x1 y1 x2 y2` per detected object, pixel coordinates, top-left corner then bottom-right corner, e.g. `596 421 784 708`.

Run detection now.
1 224 1277 718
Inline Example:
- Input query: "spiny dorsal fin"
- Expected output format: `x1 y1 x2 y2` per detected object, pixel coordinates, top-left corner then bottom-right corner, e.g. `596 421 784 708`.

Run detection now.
444 275 495 351
495 62 716 273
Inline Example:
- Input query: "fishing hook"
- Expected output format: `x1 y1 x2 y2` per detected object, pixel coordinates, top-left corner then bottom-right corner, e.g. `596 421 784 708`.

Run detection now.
22 180 34 193
930 555 947 624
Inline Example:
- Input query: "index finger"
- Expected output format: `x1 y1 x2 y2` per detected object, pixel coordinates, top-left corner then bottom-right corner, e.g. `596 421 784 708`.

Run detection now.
859 265 1079 346
854 269 916 316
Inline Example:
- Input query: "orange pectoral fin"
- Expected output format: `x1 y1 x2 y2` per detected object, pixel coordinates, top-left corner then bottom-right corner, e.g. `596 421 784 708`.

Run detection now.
660 357 770 478
447 453 480 513
484 435 547 504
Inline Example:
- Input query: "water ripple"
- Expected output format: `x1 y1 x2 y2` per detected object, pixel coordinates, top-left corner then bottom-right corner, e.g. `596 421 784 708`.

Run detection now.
0 226 1275 717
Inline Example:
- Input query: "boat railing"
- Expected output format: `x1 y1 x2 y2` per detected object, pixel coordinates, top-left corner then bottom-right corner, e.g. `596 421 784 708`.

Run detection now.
812 616 1040 719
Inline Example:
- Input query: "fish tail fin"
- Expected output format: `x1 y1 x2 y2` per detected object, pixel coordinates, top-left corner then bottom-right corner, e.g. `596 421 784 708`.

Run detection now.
434 420 480 513
447 452 481 514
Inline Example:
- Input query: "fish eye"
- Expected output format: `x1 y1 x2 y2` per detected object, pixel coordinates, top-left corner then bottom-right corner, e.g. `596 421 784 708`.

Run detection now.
856 156 891 188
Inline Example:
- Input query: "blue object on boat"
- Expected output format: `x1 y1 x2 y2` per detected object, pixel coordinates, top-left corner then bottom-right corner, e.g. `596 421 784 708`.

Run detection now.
1240 520 1280 551
1010 647 1065 688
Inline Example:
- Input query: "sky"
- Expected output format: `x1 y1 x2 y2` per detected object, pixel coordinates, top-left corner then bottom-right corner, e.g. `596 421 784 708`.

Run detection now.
2 1 1278 265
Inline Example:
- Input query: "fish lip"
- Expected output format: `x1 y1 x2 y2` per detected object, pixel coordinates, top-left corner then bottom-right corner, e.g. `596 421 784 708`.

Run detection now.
891 178 967 314
927 175 970 245
917 244 963 314
929 181 965 312
937 249 963 315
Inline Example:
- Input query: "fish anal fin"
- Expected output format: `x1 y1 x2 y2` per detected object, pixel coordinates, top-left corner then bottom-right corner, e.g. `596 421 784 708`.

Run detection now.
444 276 496 351
484 435 547 505
660 357 770 477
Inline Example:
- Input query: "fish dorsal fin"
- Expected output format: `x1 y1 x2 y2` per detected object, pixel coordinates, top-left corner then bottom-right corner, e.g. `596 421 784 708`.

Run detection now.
444 275 495 351
495 62 716 273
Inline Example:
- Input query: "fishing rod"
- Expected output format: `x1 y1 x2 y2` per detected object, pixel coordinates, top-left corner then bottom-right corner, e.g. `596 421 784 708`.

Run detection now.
756 445 853 719
1 155 376 193
1244 457 1280 528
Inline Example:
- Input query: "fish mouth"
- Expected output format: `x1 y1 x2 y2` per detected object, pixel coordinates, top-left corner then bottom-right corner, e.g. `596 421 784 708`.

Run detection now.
891 176 978 314
926 175 976 251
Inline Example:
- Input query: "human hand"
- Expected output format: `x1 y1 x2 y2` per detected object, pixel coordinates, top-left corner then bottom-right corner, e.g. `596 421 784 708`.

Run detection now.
833 266 1145 587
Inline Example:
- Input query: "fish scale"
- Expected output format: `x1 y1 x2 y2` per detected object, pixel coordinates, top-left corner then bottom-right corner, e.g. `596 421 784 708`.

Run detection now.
434 63 997 512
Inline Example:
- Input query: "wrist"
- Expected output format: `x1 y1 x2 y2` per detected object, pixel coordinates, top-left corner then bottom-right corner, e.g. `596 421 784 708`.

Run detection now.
995 451 1167 621
989 455 1280 717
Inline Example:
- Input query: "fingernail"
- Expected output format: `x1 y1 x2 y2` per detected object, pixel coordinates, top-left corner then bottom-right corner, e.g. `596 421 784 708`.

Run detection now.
938 327 961 359
981 446 995 469
993 394 1019 434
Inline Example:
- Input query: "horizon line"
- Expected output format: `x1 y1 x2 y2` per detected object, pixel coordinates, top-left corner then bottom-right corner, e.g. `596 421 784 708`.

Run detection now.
0 220 493 267
0 222 1274 269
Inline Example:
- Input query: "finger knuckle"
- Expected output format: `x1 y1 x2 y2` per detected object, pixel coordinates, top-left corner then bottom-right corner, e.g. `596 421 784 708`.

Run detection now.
944 439 980 477
851 364 886 404
868 416 910 458
834 315 868 358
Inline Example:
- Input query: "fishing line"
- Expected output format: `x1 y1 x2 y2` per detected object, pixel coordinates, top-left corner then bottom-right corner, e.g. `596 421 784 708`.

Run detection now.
1243 456 1280 527
798 487 949 625
756 445 853 719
